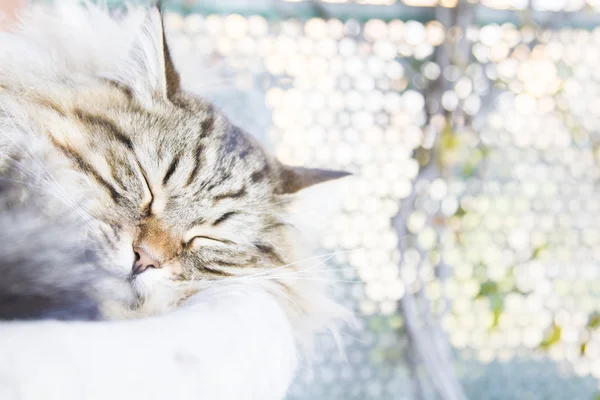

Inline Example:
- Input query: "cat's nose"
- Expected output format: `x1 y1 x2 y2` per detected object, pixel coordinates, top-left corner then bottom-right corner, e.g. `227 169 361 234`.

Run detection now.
132 247 161 275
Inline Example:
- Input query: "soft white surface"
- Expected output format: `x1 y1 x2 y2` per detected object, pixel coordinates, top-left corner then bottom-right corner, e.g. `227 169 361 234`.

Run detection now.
0 284 297 400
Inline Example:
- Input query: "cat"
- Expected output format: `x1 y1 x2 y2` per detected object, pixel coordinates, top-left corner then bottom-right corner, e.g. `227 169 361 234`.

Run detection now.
0 2 350 398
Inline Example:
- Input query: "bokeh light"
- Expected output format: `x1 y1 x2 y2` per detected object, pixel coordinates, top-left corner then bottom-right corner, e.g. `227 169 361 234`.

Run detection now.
159 2 600 398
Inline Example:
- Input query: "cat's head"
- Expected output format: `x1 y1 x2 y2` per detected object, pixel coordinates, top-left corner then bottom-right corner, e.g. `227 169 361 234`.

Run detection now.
29 5 349 314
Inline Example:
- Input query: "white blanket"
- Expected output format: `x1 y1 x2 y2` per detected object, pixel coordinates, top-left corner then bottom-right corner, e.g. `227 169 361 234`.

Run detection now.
0 284 297 400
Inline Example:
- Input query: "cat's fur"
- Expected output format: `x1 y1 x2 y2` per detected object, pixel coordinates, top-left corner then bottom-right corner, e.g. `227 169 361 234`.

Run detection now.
0 2 349 398
0 189 101 321
0 283 298 400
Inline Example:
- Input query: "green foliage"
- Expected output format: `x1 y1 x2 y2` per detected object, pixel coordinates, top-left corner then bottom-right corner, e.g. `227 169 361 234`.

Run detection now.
475 262 538 331
539 324 562 351
440 123 460 152
579 312 600 356
453 205 467 219
587 312 600 330
489 294 504 330
478 280 500 298
477 281 506 330
531 244 548 260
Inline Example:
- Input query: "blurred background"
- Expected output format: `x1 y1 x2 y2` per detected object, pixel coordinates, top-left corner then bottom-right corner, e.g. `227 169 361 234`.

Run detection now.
25 0 600 398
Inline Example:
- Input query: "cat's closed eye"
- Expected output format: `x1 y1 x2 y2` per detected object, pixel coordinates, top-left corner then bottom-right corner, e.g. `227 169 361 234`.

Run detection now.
188 236 231 248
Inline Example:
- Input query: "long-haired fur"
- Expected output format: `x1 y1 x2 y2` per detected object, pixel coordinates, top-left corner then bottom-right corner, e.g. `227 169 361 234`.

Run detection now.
0 2 351 398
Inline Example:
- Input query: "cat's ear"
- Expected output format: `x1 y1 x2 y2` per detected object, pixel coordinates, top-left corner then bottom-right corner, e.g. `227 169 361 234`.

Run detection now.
155 2 181 100
127 3 181 102
277 164 351 194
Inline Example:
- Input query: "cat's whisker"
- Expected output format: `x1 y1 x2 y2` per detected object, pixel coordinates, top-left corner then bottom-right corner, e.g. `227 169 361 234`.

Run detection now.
227 252 347 288
0 175 56 193
235 210 297 229
3 150 83 213
235 221 281 251
258 277 362 284
265 267 361 279
266 283 310 319
237 249 351 281
262 198 294 208
0 157 80 205
279 247 362 276
3 156 94 223
239 210 285 216
0 112 94 223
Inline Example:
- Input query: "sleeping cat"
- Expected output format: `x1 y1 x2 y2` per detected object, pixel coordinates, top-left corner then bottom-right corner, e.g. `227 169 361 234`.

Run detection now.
0 1 348 338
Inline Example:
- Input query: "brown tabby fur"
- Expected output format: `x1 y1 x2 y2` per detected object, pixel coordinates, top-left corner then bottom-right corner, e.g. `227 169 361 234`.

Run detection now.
0 4 348 322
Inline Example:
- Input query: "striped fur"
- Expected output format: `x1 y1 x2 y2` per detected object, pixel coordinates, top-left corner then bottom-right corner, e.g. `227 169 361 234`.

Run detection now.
0 1 349 342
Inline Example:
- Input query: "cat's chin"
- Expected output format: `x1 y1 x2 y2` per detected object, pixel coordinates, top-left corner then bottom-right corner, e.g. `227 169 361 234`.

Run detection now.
98 291 185 320
87 270 173 320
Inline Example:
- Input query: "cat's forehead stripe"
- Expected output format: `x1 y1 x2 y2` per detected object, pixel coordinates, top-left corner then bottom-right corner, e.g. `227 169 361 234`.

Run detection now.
212 186 247 203
212 211 237 226
184 143 204 187
46 135 123 204
162 152 181 185
74 109 134 151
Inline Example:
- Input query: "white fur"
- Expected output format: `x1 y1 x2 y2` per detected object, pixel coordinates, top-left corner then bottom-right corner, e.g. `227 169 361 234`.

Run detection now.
0 284 296 400
0 1 165 104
